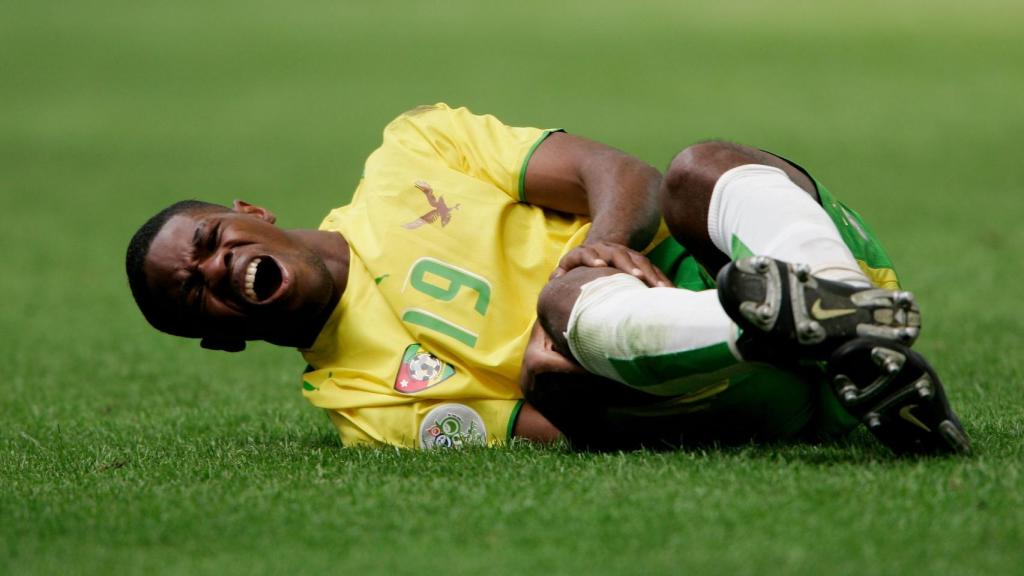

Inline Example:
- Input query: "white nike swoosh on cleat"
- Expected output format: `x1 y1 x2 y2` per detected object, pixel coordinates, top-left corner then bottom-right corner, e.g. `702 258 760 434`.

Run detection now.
811 298 858 321
899 404 932 433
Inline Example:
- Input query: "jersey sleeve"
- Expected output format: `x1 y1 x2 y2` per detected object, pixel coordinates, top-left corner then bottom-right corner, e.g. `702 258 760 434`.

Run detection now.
325 398 525 449
377 103 561 201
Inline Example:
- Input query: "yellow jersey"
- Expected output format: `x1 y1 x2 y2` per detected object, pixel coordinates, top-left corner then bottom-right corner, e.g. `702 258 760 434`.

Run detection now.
300 104 590 448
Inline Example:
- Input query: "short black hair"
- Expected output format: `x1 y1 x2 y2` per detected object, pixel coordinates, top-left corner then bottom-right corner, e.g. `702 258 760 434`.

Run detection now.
125 200 226 333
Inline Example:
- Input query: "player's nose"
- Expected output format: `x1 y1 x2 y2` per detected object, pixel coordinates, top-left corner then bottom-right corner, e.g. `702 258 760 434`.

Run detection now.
197 248 234 293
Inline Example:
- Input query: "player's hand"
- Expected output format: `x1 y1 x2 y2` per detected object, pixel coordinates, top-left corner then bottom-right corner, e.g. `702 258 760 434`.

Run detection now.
552 241 671 288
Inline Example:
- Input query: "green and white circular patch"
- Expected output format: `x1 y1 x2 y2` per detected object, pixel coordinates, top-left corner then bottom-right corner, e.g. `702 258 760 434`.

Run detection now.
419 403 487 449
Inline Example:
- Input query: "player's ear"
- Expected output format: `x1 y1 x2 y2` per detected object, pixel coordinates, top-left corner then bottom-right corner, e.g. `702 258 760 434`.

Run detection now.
232 199 277 224
200 336 246 353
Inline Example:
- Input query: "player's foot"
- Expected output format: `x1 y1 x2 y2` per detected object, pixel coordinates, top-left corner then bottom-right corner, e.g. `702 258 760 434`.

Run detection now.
827 337 971 455
716 256 921 362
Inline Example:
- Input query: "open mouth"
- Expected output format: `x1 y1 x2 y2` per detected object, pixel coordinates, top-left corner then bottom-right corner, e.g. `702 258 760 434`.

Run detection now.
243 257 284 303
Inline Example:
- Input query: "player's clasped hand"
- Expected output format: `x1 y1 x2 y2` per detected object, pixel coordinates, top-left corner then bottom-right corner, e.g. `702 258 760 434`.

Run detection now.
552 241 671 288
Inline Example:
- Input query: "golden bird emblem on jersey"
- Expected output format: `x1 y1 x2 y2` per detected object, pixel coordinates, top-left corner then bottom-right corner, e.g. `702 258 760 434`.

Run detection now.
402 180 460 229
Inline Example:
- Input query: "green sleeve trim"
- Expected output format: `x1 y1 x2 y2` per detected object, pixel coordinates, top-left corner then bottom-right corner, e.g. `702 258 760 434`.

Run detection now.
506 399 526 442
518 128 564 202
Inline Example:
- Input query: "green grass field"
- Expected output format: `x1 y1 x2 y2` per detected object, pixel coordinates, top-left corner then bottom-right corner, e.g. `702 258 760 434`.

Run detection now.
3 0 1023 574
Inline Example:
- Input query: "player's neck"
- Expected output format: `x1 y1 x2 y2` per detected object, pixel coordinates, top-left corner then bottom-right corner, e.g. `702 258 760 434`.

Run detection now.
290 228 350 294
274 229 350 349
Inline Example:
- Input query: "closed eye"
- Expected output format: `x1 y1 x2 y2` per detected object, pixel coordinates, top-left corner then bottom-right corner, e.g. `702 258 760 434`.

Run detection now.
206 222 220 253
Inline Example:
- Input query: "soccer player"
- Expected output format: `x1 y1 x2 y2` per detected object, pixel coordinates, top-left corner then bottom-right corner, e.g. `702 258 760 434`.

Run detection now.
126 103 969 454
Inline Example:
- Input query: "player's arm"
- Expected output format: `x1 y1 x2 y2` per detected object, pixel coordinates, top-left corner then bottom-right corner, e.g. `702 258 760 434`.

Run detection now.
512 402 563 442
523 132 669 287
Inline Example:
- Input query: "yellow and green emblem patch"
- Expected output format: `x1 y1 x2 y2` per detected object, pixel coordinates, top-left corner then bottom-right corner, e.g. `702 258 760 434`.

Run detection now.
394 344 455 393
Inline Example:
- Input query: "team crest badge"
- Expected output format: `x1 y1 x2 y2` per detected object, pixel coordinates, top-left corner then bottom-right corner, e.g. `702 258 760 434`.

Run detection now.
395 344 455 393
419 404 487 449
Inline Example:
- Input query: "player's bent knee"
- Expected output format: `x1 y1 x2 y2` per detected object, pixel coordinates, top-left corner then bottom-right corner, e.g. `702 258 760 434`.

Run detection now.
660 142 741 267
537 266 619 356
664 141 744 196
666 141 817 201
664 143 714 201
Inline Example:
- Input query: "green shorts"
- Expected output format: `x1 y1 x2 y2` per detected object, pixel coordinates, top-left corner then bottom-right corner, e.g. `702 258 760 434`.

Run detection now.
626 177 903 443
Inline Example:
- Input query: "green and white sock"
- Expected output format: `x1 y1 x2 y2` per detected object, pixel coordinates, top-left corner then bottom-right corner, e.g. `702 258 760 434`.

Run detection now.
708 164 870 286
565 273 742 395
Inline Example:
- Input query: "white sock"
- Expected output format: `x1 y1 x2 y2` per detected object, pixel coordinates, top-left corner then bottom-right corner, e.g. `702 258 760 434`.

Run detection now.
707 164 870 286
565 273 740 385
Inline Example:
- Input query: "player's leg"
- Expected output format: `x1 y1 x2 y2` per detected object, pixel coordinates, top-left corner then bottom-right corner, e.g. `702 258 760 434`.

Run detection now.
660 140 866 283
659 141 969 454
659 140 920 360
537 266 741 397
532 266 824 448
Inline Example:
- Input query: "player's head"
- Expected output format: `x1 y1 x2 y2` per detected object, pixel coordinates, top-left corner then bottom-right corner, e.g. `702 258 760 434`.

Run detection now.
126 199 340 352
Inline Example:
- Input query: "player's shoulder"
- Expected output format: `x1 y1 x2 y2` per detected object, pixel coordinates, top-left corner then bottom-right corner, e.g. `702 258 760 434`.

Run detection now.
373 103 462 159
385 102 457 131
383 102 507 136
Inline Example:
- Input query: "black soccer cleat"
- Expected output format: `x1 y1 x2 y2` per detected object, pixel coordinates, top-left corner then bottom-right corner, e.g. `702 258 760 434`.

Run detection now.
716 256 921 363
827 337 971 456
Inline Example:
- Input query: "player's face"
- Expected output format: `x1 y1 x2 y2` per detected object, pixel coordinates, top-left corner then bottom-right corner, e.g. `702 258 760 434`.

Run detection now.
143 204 336 347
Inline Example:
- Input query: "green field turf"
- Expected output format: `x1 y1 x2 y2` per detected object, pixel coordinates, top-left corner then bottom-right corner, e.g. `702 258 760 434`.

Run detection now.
2 0 1023 574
